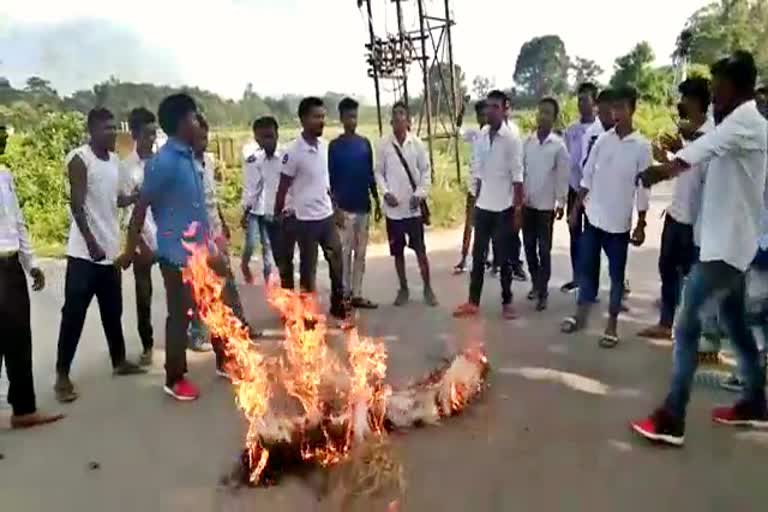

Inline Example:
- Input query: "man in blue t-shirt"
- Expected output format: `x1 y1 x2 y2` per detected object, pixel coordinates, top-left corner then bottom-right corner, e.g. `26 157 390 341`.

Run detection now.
328 97 382 309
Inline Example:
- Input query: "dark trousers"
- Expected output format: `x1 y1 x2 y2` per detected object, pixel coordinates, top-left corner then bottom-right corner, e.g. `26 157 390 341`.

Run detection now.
469 207 515 305
56 257 126 374
0 255 36 416
296 216 344 311
658 214 696 327
522 207 555 296
133 260 154 351
567 187 584 281
159 264 191 386
271 216 298 290
577 219 629 317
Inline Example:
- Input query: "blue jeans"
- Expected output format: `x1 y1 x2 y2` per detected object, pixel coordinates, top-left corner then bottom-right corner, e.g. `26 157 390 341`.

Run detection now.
243 213 273 282
577 219 629 317
665 260 766 419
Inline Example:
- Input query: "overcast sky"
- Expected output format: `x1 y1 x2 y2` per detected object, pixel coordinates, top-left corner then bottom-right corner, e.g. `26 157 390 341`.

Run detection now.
1 0 710 101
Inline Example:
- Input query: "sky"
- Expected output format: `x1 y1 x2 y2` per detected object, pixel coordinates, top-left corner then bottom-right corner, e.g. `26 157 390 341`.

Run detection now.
0 0 711 102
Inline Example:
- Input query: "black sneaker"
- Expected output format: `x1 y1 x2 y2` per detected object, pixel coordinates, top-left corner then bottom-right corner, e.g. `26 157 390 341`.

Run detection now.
536 295 548 311
720 374 745 393
526 289 537 301
560 281 578 293
630 408 685 447
512 266 527 282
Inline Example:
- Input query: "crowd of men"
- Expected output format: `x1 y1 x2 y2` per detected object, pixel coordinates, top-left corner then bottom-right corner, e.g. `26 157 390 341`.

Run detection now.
0 50 767 449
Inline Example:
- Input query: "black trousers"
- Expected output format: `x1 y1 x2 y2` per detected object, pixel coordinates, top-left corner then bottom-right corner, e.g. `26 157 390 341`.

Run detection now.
659 214 696 327
469 207 515 305
296 216 344 311
56 257 127 375
566 187 584 281
133 260 154 351
271 216 298 290
523 207 555 296
0 255 36 416
159 264 191 387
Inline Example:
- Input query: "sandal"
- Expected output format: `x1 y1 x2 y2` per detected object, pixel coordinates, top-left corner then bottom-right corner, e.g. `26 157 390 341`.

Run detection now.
561 316 580 334
599 334 620 349
351 297 379 309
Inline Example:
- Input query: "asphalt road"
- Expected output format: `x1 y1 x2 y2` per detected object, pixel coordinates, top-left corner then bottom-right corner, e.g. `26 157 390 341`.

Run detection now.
2 185 767 511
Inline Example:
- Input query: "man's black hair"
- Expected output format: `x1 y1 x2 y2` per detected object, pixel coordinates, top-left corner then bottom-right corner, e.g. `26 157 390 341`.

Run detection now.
338 97 359 115
474 100 487 116
613 86 638 109
87 107 114 130
678 77 711 113
577 82 599 100
158 93 197 136
711 50 758 94
486 89 509 104
196 112 209 131
298 96 324 120
128 107 156 136
391 100 409 115
539 97 560 118
596 88 615 104
252 116 279 132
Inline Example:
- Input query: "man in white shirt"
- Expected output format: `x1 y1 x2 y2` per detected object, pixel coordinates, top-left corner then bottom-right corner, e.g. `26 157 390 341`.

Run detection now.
453 90 524 319
119 107 158 366
0 123 64 428
240 117 276 286
274 97 347 320
561 87 651 347
522 98 570 311
374 102 438 307
633 52 768 446
55 108 147 403
637 78 712 341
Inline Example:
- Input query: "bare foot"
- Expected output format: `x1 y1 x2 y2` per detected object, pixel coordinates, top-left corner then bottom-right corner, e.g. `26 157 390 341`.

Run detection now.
11 411 65 429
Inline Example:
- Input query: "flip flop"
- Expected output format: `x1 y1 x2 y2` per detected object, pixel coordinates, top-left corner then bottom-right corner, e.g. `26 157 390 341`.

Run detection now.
561 317 579 333
599 334 620 348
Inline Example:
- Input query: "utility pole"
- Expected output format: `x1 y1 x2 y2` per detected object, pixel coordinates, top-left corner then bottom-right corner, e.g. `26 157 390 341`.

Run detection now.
365 0 383 136
394 0 409 108
416 0 434 178
443 0 460 183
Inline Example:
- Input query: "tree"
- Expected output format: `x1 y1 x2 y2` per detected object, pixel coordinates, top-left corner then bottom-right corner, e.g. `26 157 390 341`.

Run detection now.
427 62 467 115
513 35 570 97
471 75 495 99
610 42 673 104
570 57 604 88
24 76 57 97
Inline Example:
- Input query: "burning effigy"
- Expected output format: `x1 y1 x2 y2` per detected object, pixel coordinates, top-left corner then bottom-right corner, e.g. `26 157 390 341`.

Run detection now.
181 242 489 488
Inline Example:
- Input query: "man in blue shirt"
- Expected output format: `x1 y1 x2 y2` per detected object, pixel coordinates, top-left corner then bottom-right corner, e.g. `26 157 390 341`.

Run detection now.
118 93 208 402
328 97 381 309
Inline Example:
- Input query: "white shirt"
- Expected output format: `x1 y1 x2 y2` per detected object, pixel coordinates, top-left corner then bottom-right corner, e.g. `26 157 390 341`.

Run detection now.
65 145 121 264
374 132 431 220
197 152 223 238
581 119 611 167
242 146 266 216
523 131 570 211
667 119 714 226
119 151 158 251
281 136 334 221
475 122 524 212
0 168 38 272
581 129 652 234
242 147 288 218
677 100 768 271
461 126 487 195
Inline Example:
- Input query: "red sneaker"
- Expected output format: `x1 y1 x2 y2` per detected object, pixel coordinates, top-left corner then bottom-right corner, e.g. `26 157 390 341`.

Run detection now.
453 303 479 318
712 401 768 428
630 408 685 447
163 378 200 401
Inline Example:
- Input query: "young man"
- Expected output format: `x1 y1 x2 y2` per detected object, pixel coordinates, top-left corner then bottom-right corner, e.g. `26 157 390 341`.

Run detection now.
241 118 275 286
119 107 158 366
756 85 767 118
0 123 64 428
55 108 146 403
274 97 347 320
632 51 768 446
329 97 382 309
453 100 488 274
374 102 438 307
637 78 712 340
561 86 651 347
119 94 208 401
522 97 570 311
453 90 523 319
561 83 597 292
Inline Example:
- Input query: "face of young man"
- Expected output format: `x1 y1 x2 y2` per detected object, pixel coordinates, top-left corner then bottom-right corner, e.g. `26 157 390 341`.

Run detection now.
756 90 768 119
475 106 488 128
255 126 278 155
537 102 556 131
611 99 634 126
135 122 158 156
711 75 737 124
391 106 410 134
597 101 615 128
193 125 209 155
302 105 326 138
91 117 118 152
178 111 201 146
485 97 506 128
341 109 358 134
0 127 7 155
577 93 596 119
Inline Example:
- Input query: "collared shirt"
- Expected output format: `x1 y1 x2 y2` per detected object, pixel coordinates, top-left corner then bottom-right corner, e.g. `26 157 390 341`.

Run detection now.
141 137 208 267
581 129 652 234
581 119 612 168
667 119 714 226
677 100 768 272
523 131 570 211
119 151 158 251
474 122 524 212
243 146 287 218
242 146 265 216
65 145 121 264
0 167 38 272
564 120 593 190
281 136 334 221
374 132 431 220
328 134 375 213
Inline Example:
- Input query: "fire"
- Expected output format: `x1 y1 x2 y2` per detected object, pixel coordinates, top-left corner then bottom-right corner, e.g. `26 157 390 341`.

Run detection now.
182 240 489 488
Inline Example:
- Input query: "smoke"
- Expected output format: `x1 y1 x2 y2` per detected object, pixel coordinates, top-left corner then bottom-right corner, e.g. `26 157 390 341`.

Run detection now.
0 18 183 94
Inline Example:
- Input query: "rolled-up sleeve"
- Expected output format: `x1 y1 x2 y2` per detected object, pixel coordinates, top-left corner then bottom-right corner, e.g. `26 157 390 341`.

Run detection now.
508 133 524 184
